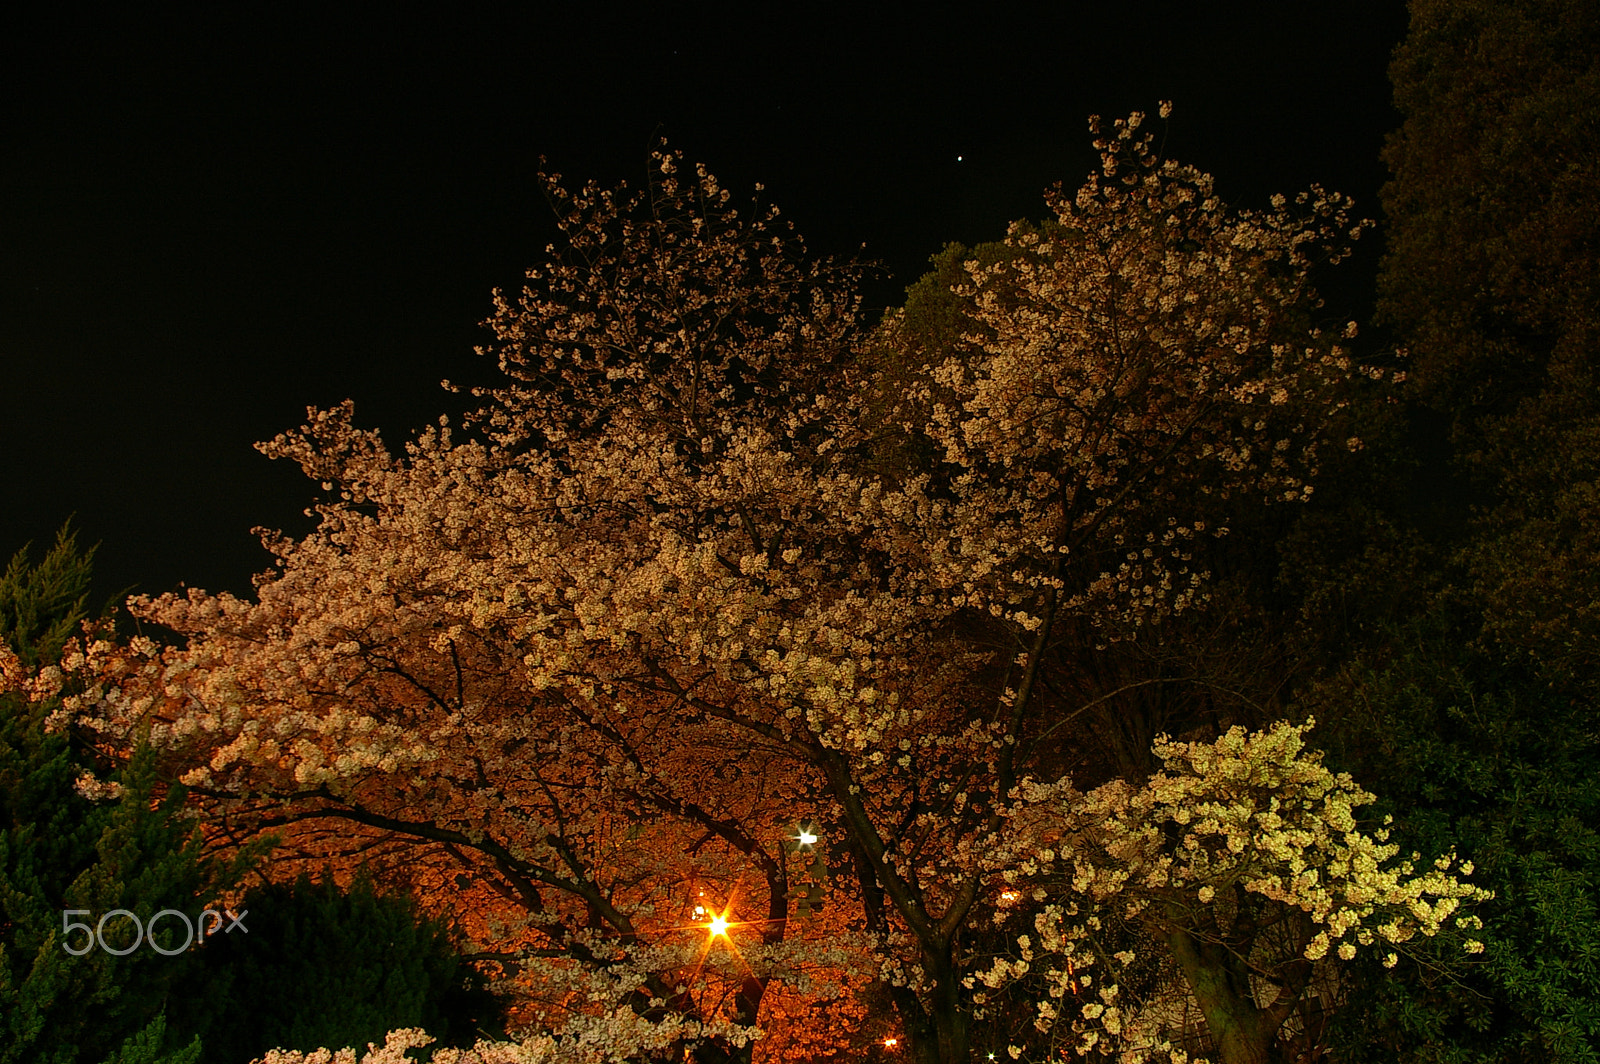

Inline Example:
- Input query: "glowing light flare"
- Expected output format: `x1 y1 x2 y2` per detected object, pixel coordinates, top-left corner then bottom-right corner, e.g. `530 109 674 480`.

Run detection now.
884 1037 899 1048
684 890 761 988
790 821 821 850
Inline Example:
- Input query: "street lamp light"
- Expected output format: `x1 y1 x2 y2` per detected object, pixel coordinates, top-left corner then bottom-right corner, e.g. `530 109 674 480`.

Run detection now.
788 821 820 852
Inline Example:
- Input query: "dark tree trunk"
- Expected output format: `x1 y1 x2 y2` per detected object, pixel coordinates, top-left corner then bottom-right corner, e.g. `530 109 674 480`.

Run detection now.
1166 926 1295 1064
921 938 970 1064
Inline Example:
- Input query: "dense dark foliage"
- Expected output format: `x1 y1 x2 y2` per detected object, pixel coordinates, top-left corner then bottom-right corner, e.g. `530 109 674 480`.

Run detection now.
171 870 509 1064
1301 1 1600 1059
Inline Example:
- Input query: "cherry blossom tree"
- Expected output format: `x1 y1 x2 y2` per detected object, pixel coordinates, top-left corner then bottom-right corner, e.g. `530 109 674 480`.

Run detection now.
45 110 1430 1062
45 150 877 1063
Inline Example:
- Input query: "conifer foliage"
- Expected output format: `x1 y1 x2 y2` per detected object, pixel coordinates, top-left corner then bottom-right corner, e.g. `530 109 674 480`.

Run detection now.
0 527 240 1064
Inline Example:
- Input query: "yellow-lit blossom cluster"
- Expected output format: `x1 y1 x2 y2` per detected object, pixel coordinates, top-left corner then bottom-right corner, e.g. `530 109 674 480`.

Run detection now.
975 720 1491 1062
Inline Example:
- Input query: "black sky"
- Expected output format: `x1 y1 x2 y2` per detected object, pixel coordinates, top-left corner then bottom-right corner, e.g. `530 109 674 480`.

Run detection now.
2 4 1408 608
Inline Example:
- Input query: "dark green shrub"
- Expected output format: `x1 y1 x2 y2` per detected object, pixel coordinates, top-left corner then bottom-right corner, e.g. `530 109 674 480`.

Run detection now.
172 869 508 1064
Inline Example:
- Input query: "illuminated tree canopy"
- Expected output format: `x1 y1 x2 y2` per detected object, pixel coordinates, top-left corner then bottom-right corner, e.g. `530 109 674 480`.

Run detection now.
12 111 1491 1064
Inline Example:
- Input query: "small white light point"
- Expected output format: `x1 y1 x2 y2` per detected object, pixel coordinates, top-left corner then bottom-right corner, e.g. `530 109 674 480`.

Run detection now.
798 830 818 847
708 914 729 937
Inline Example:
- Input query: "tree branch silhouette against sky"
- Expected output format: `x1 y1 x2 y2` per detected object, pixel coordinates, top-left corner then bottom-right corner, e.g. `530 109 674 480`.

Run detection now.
1 5 1405 604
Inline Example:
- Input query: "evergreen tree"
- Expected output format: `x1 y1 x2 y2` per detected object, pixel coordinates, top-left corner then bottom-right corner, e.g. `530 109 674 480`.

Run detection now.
0 524 263 1064
1303 1 1600 1058
1379 0 1600 694
0 522 124 670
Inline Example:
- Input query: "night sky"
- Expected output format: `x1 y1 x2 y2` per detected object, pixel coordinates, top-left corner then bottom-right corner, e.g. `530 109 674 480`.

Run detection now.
2 5 1408 608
